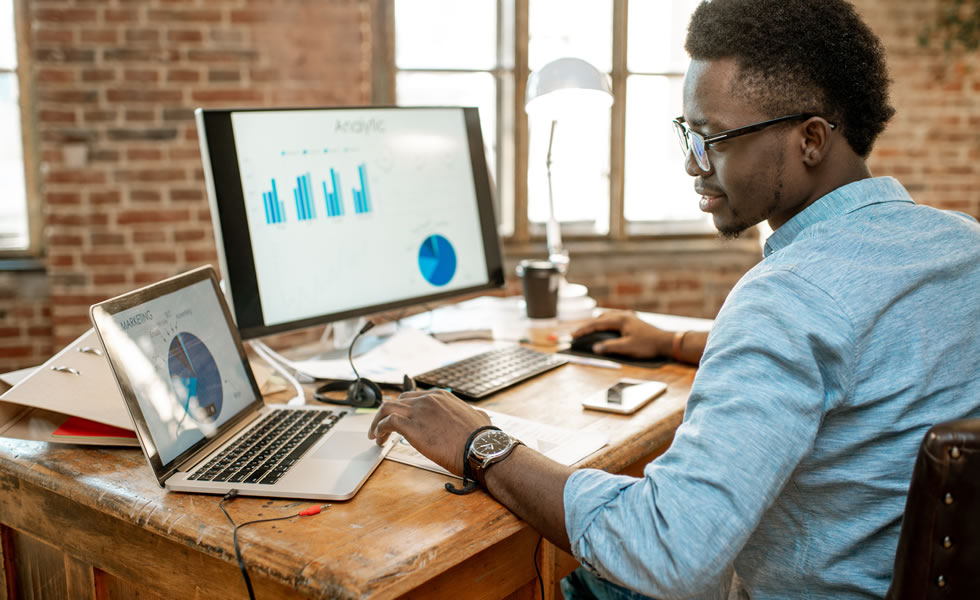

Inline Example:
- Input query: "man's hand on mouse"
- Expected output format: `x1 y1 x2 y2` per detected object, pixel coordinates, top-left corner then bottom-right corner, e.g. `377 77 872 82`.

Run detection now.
368 388 491 476
572 311 672 358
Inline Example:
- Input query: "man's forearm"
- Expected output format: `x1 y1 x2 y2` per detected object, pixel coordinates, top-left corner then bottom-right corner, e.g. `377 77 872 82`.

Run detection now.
483 445 575 553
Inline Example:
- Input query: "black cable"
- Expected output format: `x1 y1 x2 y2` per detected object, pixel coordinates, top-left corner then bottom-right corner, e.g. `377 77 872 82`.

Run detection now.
219 490 328 600
348 320 375 384
534 535 544 599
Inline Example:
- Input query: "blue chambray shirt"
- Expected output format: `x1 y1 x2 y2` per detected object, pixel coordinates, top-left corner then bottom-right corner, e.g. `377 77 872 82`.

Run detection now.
564 177 980 599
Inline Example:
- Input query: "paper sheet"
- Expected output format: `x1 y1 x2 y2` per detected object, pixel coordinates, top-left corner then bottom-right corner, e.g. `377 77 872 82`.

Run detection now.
284 327 487 385
385 409 608 478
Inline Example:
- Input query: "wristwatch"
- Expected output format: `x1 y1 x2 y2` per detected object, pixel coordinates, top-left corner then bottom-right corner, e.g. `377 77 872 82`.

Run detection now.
467 427 523 489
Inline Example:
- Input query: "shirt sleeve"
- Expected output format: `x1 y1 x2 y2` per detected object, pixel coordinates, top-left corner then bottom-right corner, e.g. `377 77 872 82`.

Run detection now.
564 268 855 598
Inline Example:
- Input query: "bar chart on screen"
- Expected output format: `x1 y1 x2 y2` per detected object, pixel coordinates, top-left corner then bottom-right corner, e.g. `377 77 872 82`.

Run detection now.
259 163 373 225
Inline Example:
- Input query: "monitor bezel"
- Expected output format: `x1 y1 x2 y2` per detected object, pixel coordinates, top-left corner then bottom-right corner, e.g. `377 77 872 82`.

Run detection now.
196 105 506 340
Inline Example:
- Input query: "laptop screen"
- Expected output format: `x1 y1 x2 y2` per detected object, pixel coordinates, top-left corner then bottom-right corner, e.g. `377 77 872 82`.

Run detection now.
92 272 259 467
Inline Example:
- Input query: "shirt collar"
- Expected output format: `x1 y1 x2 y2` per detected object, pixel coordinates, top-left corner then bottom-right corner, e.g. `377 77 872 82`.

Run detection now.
763 176 914 257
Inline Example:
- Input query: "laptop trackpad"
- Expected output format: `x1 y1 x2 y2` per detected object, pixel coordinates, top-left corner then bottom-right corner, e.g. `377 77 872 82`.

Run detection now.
313 430 381 462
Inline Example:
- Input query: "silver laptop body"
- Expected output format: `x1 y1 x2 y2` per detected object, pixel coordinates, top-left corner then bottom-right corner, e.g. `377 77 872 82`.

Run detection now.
90 265 391 501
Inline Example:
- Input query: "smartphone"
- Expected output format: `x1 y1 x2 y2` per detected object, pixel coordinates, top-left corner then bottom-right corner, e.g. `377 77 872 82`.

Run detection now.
581 378 668 414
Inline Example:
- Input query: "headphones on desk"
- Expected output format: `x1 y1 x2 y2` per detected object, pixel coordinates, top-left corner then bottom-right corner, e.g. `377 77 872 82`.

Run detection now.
313 377 385 408
311 321 415 408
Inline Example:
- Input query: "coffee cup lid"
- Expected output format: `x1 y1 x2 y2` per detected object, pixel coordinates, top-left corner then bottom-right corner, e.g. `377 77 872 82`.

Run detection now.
516 259 559 276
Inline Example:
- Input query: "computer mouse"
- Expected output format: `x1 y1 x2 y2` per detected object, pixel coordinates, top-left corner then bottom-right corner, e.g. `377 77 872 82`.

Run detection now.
569 330 622 354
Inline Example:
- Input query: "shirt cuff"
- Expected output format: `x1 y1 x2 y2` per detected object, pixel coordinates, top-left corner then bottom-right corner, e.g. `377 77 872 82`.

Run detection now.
564 467 640 576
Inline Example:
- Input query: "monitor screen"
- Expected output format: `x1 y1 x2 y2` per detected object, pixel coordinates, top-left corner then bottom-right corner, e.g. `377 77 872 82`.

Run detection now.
196 106 505 339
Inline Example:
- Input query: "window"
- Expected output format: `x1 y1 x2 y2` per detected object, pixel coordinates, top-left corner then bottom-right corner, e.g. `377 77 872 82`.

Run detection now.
0 0 32 253
388 0 711 244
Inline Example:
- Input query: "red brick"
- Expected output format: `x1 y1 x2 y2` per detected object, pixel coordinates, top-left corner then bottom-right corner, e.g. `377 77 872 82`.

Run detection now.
104 9 139 23
27 326 54 338
107 89 183 103
80 29 120 44
80 253 136 266
185 249 218 263
48 234 83 245
35 28 75 44
35 8 98 23
168 30 204 43
144 251 178 264
90 190 122 205
36 68 76 83
125 29 161 43
0 347 32 359
115 169 187 183
46 169 107 185
127 148 164 161
117 209 191 225
90 232 126 246
130 190 161 203
45 192 82 206
170 189 203 202
81 69 116 83
39 109 76 124
133 230 167 243
123 69 160 83
93 273 128 286
0 327 23 338
167 69 201 83
175 229 207 242
147 9 223 23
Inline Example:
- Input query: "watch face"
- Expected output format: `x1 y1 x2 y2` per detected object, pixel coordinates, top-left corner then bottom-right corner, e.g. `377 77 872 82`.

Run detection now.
472 429 512 459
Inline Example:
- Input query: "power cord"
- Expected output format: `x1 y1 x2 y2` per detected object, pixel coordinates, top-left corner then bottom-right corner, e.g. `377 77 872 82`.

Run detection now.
249 340 307 406
218 490 329 599
534 535 544 599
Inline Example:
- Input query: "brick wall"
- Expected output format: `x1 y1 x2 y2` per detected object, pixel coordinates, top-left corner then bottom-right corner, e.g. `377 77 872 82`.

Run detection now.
1 0 977 372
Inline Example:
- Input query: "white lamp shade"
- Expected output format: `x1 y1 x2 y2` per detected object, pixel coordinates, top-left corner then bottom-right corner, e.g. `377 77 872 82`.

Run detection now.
525 57 613 117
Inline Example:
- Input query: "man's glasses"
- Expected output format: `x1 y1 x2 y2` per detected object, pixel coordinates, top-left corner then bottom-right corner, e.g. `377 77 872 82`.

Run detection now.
672 113 836 172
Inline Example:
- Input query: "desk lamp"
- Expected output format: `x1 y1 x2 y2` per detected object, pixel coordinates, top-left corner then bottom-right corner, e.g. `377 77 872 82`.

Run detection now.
524 57 612 318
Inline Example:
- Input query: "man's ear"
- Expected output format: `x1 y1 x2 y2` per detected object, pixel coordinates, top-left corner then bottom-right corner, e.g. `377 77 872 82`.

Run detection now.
800 117 833 167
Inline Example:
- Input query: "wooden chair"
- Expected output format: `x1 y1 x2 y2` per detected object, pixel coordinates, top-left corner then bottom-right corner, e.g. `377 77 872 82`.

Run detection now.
886 418 980 599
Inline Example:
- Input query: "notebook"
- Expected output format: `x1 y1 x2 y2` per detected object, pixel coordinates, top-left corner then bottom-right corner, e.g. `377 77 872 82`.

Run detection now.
90 265 392 500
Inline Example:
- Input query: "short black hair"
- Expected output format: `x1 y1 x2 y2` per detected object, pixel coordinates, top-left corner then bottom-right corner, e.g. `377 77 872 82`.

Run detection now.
685 0 895 157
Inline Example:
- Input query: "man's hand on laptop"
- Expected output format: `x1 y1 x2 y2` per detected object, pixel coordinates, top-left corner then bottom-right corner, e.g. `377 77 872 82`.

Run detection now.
369 389 491 476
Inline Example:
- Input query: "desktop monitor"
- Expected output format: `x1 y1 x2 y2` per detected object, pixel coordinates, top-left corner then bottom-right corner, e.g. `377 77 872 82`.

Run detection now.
195 106 505 339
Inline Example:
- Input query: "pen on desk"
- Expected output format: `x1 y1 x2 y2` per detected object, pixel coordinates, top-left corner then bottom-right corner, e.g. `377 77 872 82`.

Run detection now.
563 355 622 369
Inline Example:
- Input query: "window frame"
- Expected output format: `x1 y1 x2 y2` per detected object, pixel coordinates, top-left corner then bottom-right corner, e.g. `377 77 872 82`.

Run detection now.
1 0 41 259
375 0 755 254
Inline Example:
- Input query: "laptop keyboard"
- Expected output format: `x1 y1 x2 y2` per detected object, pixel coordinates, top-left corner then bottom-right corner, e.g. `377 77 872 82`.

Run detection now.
414 346 568 400
188 408 341 485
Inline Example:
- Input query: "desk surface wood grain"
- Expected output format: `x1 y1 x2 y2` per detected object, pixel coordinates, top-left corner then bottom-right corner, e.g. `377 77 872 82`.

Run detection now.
0 355 695 599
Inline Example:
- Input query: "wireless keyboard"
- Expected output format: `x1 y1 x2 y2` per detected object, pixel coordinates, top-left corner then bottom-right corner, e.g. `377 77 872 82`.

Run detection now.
414 346 568 400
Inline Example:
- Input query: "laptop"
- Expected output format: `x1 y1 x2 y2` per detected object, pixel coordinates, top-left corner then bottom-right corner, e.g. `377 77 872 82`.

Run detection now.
90 265 393 500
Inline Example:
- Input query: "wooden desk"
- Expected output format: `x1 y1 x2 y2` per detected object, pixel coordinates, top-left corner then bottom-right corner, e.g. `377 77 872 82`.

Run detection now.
0 326 696 599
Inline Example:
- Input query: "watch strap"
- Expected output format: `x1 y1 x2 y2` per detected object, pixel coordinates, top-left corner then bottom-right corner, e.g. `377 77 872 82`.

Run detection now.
471 439 523 489
445 425 500 495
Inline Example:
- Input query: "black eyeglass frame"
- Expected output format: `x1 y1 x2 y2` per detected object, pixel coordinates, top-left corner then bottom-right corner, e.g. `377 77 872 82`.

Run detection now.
672 113 837 171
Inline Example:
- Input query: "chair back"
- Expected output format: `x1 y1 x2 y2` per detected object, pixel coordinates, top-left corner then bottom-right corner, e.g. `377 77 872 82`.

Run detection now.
886 418 980 599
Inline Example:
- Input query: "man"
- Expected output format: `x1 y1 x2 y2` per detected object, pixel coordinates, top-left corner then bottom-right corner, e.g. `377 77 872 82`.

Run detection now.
370 0 980 598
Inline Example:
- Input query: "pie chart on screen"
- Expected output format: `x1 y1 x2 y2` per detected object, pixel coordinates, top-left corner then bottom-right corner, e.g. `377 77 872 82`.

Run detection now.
168 331 223 424
418 234 457 286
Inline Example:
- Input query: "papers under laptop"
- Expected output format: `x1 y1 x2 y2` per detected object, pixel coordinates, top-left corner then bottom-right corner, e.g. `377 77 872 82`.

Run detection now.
90 265 392 500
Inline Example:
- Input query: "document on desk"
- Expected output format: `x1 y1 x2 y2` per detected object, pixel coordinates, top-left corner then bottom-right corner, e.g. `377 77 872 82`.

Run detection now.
385 409 608 478
284 327 486 385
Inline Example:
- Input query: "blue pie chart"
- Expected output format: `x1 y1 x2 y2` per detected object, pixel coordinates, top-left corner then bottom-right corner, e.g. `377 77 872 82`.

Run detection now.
167 331 223 424
418 234 457 287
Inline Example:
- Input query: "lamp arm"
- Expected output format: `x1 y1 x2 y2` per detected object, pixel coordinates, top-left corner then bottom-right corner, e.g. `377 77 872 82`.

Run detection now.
544 119 568 272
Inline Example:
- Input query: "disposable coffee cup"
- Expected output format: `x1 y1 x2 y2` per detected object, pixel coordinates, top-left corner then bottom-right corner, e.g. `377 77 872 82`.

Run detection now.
516 259 561 319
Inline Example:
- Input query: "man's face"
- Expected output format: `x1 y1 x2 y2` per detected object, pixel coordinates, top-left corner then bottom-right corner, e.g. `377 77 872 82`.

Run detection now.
681 58 808 238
